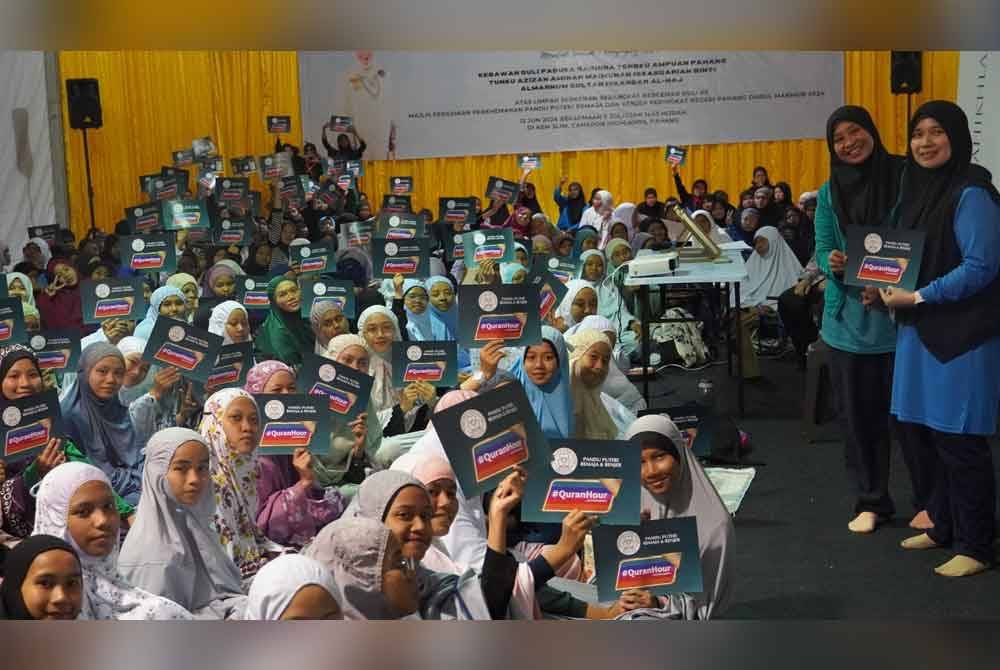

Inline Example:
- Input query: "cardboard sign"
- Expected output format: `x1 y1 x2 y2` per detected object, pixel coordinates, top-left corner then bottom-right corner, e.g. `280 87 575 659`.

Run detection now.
191 136 216 159
336 173 355 191
258 153 293 181
443 229 466 263
592 516 703 602
372 238 430 279
80 279 145 324
316 181 341 207
438 196 477 228
389 176 413 195
346 160 364 176
528 267 568 320
161 199 210 231
535 256 577 285
160 167 190 197
146 175 180 202
0 389 62 462
323 159 347 178
518 154 541 170
376 211 424 240
391 341 458 388
27 224 60 244
299 278 356 319
290 241 335 275
141 317 222 384
125 203 163 234
665 145 687 166
198 155 225 174
431 381 545 497
341 220 374 253
485 176 520 204
253 394 331 456
664 402 713 459
119 233 177 274
214 177 250 204
462 229 514 270
172 149 195 167
297 353 372 453
238 277 271 311
279 175 305 206
211 213 251 247
521 439 640 525
331 115 352 133
381 194 412 214
138 172 160 194
230 156 257 177
0 299 26 345
267 115 292 133
845 227 926 292
204 342 254 393
28 330 80 374
457 284 540 349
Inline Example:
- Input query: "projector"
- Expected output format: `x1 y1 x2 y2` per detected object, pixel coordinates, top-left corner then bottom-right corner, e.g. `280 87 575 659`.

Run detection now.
627 251 679 278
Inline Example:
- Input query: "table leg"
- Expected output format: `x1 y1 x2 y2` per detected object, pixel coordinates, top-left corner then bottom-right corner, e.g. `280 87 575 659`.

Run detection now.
734 281 745 417
641 284 650 406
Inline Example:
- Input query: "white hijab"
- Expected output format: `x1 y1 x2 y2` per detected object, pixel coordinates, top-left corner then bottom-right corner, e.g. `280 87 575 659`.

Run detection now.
356 305 402 414
208 300 250 345
243 554 341 620
740 226 803 308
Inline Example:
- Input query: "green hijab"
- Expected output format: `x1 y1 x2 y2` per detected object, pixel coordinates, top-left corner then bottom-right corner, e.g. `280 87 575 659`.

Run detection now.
255 275 315 367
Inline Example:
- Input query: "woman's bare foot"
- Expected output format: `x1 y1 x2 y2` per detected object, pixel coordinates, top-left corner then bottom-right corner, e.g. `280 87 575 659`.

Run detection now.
848 511 878 534
909 510 934 530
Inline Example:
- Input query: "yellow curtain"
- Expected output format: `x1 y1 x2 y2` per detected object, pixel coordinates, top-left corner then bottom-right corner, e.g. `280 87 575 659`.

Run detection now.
59 51 958 237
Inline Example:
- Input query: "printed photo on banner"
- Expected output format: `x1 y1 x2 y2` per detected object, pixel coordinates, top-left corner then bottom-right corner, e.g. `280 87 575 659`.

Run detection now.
159 167 190 197
457 284 541 349
252 394 331 456
528 267 568 319
381 194 412 214
844 227 926 291
376 211 423 240
172 148 195 167
462 229 514 270
267 115 292 133
124 203 163 234
389 176 413 195
28 330 80 374
665 145 688 166
230 156 258 177
119 233 177 274
0 389 62 462
160 199 210 231
140 317 222 385
297 353 372 453
521 439 640 526
203 342 254 393
519 154 541 170
290 240 335 275
211 213 251 247
390 341 458 388
238 277 271 311
0 298 26 345
592 516 703 602
535 256 578 285
372 238 430 279
80 278 145 325
485 176 520 204
430 382 546 497
299 278 356 319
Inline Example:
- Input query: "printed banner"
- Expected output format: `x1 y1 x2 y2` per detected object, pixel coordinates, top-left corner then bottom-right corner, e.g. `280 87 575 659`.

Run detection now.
346 160 364 176
442 229 466 263
462 229 514 269
844 227 925 291
340 220 374 252
299 278 356 319
267 115 292 133
253 394 331 456
521 439 640 525
331 115 353 133
28 330 80 374
125 203 163 234
160 167 190 197
258 153 293 181
0 299 26 345
0 389 62 462
80 279 145 324
203 342 254 393
376 211 424 240
161 199 210 231
279 175 306 206
299 51 844 159
665 145 688 166
430 381 545 497
958 52 1000 189
191 136 216 158
215 177 250 204
297 353 373 455
458 284 540 348
119 233 177 274
518 154 541 170
141 317 222 384
485 176 520 204
592 516 703 602
372 238 430 279
391 341 459 388
146 174 180 201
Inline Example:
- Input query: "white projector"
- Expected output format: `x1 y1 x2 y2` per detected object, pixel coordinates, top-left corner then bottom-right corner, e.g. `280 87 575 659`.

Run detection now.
627 252 679 278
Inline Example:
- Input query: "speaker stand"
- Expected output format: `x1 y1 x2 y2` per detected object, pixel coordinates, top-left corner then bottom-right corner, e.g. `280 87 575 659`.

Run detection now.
80 126 97 237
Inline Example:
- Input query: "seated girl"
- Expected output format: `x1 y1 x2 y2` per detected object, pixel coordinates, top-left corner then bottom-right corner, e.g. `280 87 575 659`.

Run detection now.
133 286 186 340
397 279 433 342
242 554 342 620
165 272 199 316
0 535 83 620
256 275 315 367
117 336 181 448
199 261 240 301
572 226 600 257
209 301 252 345
552 280 599 333
565 330 636 439
309 300 350 355
567 315 647 414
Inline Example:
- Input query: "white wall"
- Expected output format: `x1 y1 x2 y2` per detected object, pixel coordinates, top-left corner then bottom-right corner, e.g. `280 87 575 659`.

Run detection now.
958 51 1000 187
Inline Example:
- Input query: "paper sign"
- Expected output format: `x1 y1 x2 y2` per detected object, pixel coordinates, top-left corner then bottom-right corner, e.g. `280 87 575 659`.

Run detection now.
253 394 331 456
519 154 541 170
161 199 210 231
0 299 26 345
198 155 225 174
323 159 347 178
230 156 257 177
389 176 413 195
214 177 250 204
119 233 177 274
844 227 926 292
238 277 271 311
485 176 520 204
191 136 216 159
172 149 195 167
141 317 222 384
0 389 62 462
279 175 305 206
340 220 374 252
299 278 356 319
267 115 292 133
204 342 254 393
258 153 293 181
346 160 364 176
528 267 568 320
438 196 477 228
297 353 372 453
431 381 545 497
535 256 577 285
80 279 145 324
336 173 355 191
376 211 424 240
372 238 430 279
457 284 541 349
125 203 163 234
592 516 703 602
381 194 412 214
665 145 687 166
462 229 514 270
160 167 190 197
147 175 180 202
391 341 458 388
212 213 251 247
27 224 60 244
290 241 335 275
138 173 160 194
28 330 80 374
663 402 713 459
331 115 352 133
521 439 640 525
443 230 466 263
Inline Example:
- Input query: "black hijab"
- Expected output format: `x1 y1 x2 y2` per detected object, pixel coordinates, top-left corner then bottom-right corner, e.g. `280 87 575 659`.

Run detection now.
826 106 905 234
892 100 1000 362
564 182 587 225
0 535 80 620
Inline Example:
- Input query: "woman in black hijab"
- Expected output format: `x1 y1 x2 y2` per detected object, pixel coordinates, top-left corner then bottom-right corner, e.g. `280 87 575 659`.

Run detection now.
0 535 82 619
814 105 910 537
881 100 1000 578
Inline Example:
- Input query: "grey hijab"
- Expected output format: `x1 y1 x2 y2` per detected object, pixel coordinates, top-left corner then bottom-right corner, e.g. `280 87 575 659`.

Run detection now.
118 427 246 619
348 470 424 521
626 414 734 620
304 517 394 620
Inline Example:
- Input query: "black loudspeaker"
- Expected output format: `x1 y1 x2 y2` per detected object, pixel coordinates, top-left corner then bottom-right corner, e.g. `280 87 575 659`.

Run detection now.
66 78 103 129
890 51 922 94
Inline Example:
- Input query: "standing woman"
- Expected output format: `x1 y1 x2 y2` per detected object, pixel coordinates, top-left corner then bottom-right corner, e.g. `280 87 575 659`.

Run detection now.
883 101 1000 577
255 275 314 367
554 178 587 231
815 106 907 535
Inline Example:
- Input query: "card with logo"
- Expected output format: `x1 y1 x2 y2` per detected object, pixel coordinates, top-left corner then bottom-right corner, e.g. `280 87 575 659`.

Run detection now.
372 238 430 279
438 197 477 229
203 342 254 394
340 220 374 255
0 299 26 345
80 278 145 325
391 341 458 388
518 154 541 170
299 278 356 319
27 224 60 244
161 199 210 230
230 156 257 177
389 176 413 195
199 155 225 174
211 213 251 247
376 211 424 240
258 153 293 181
521 439 640 525
665 145 688 167
457 284 540 349
0 389 62 462
290 240 335 275
139 172 161 194
28 330 80 374
297 353 372 453
323 159 347 178
443 229 467 263
844 227 925 292
146 174 180 201
119 233 177 274
214 177 250 204
279 175 305 206
462 229 514 270
253 394 331 456
141 317 222 384
527 267 568 320
331 115 353 133
125 202 163 234
335 173 355 191
431 381 545 497
267 115 292 133
172 149 195 167
592 516 703 602
160 167 190 197
381 194 412 214
534 256 577 285
237 277 271 311
663 402 713 459
484 176 520 204
346 160 364 176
